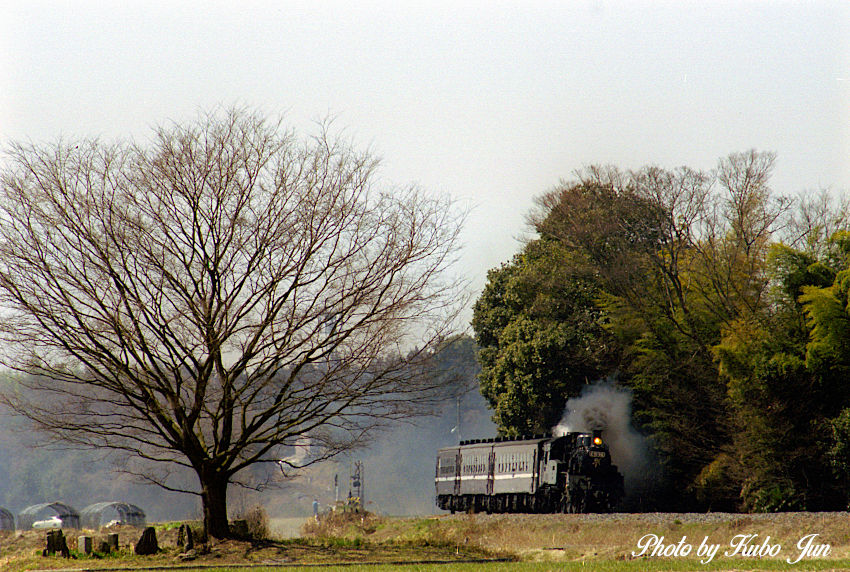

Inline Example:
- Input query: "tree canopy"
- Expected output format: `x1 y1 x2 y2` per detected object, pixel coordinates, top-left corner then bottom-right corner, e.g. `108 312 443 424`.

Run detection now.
474 151 850 511
472 236 615 436
0 108 466 536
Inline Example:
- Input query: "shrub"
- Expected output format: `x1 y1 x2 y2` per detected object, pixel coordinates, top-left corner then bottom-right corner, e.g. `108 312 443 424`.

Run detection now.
301 509 383 538
230 505 270 540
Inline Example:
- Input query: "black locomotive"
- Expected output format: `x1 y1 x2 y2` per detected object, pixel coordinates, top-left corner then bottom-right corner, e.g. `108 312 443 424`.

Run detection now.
435 430 624 513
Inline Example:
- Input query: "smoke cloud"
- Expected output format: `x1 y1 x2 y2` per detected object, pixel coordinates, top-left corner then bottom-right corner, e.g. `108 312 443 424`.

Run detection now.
553 381 651 490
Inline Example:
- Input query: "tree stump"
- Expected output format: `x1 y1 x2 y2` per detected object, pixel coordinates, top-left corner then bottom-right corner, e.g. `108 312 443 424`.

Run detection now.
43 529 70 558
134 526 159 555
177 523 194 551
107 532 119 552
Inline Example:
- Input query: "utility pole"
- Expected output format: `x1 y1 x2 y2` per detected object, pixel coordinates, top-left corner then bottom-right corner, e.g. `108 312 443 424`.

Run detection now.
456 394 461 443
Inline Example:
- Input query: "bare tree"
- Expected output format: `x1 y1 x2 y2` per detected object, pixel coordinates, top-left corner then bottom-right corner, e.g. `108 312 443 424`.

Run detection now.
693 150 792 319
784 188 850 258
0 108 466 537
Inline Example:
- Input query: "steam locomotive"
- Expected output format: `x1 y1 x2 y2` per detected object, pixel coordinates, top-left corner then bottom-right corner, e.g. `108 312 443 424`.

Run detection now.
435 430 624 513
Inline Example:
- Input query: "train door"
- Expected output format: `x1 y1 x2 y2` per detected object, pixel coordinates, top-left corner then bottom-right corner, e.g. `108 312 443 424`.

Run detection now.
486 449 495 496
453 450 462 496
531 448 538 493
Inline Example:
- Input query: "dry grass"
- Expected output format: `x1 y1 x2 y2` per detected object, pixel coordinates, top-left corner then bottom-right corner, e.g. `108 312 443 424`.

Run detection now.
5 513 850 570
0 524 193 571
230 505 271 540
366 512 850 564
301 509 386 539
0 517 491 571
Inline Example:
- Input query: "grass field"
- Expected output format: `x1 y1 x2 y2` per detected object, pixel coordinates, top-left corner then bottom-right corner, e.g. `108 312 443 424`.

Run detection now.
7 511 850 571
116 560 850 572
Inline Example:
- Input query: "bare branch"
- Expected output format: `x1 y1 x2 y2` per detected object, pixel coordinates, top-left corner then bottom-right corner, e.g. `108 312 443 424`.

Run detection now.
0 107 466 536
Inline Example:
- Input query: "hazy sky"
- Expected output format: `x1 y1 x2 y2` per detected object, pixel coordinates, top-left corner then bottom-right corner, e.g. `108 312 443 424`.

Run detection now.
2 1 849 326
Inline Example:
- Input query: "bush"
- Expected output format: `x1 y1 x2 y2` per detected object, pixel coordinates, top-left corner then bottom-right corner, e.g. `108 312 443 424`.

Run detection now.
746 483 803 512
230 505 270 540
301 509 383 538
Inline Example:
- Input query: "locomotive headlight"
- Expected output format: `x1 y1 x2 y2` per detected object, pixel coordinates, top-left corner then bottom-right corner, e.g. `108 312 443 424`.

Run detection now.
593 436 603 446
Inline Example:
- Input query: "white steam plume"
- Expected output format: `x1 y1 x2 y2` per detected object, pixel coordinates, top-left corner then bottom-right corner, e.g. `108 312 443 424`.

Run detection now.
553 381 649 487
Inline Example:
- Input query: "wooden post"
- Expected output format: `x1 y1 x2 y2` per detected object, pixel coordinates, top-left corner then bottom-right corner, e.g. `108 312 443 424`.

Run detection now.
107 532 119 552
78 535 92 555
44 529 70 558
134 527 159 555
177 523 194 550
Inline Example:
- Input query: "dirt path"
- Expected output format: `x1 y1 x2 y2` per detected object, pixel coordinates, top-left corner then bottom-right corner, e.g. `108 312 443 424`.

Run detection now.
268 517 307 539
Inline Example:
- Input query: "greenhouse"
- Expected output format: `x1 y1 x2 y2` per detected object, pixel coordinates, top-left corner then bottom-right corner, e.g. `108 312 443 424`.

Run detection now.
0 507 14 530
80 502 146 529
17 502 80 529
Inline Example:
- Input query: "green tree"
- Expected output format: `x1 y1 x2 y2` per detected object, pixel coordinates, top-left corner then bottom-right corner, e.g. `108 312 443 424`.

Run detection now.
800 232 850 381
713 234 847 511
477 150 807 510
532 165 731 509
472 237 615 436
828 408 850 505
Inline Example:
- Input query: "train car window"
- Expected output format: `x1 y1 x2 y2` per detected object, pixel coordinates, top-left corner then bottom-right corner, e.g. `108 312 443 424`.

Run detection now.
439 458 453 476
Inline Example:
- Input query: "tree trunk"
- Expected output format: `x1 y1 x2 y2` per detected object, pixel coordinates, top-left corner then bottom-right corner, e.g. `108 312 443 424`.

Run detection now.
200 471 230 539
